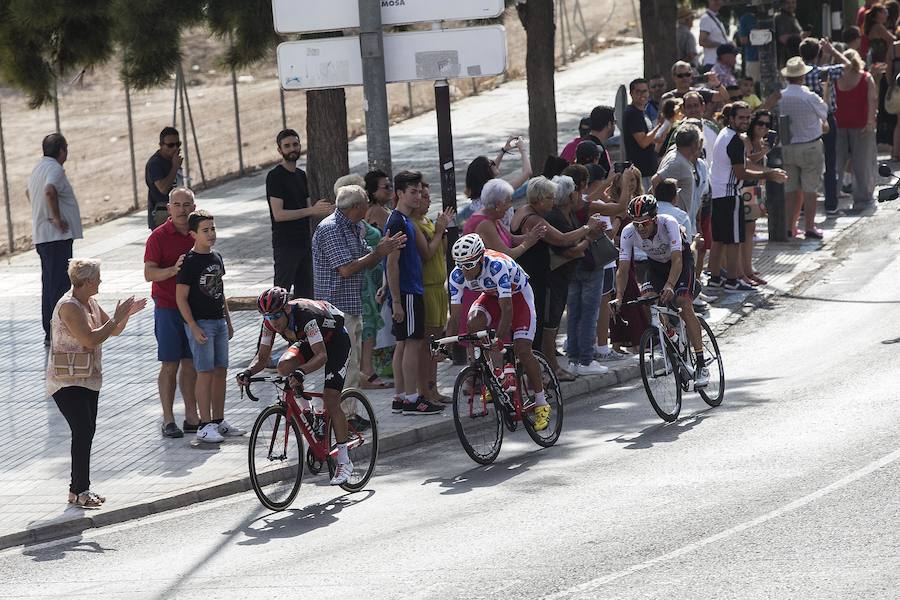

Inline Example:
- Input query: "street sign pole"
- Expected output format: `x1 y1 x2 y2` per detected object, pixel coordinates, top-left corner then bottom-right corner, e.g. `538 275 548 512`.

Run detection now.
757 4 787 242
358 0 393 174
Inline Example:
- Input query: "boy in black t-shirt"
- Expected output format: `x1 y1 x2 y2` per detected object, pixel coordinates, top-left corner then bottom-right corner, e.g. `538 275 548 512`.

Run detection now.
176 210 237 443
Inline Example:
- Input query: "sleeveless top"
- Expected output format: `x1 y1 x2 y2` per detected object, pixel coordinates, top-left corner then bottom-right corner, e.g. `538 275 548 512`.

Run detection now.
835 72 870 130
47 295 104 396
464 210 514 249
417 217 448 287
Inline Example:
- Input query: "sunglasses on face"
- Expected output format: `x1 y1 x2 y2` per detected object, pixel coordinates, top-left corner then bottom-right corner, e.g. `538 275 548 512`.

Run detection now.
458 259 481 270
756 121 771 126
163 141 182 148
263 311 284 322
633 218 655 228
675 72 692 78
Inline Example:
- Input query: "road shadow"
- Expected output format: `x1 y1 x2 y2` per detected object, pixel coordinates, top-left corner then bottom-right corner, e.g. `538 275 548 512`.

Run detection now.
22 535 116 562
231 490 374 547
608 410 712 450
421 450 545 495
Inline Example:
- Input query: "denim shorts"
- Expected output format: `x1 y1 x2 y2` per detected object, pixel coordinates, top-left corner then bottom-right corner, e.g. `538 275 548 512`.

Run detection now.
154 306 192 362
184 319 229 372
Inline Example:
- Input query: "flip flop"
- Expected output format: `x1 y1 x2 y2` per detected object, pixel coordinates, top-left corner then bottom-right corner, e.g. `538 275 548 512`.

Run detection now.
360 373 393 389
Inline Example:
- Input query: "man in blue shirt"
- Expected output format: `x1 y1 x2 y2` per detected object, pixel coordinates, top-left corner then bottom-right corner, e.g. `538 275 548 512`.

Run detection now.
384 171 443 415
738 9 761 83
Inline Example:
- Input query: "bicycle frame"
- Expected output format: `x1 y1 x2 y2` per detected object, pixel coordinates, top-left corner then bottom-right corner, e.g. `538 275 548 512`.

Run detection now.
244 377 365 464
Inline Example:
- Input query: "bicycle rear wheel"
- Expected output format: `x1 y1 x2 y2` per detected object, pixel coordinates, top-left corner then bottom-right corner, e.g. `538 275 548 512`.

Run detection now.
520 351 564 447
696 317 725 406
248 404 304 511
639 327 682 422
452 365 503 465
326 389 378 491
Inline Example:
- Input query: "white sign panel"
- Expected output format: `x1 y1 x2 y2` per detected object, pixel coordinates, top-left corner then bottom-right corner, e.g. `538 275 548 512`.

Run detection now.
277 26 507 90
273 0 505 34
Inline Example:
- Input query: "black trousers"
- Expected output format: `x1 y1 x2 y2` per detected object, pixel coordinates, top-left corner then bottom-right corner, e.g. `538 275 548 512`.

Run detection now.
36 239 73 339
53 386 100 495
273 244 313 299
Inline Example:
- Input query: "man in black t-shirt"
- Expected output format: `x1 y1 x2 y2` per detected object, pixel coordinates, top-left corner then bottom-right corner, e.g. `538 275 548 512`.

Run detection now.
265 129 334 299
586 105 616 177
623 79 665 189
145 126 184 230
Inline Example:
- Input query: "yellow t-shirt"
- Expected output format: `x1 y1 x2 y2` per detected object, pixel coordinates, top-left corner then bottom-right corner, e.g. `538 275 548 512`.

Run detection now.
745 94 762 110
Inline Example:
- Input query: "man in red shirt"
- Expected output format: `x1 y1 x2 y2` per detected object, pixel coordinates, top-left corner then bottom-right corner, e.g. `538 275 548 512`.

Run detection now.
144 187 199 438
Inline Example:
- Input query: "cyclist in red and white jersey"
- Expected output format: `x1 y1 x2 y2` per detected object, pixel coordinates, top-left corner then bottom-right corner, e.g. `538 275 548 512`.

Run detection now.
446 233 552 430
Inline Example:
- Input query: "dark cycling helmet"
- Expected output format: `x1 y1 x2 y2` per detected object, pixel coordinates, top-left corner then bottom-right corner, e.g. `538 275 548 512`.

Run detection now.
627 194 658 219
257 287 289 314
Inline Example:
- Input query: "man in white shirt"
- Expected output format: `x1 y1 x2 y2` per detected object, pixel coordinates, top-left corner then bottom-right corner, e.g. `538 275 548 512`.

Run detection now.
699 0 729 69
777 57 829 239
653 125 701 237
28 134 83 346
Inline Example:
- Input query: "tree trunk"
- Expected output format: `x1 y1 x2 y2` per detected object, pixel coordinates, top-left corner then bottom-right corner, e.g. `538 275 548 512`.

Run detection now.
518 0 557 174
639 0 678 87
305 88 349 202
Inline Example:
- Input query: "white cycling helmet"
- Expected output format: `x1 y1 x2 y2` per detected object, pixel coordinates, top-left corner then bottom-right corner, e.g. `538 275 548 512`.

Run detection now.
451 233 486 264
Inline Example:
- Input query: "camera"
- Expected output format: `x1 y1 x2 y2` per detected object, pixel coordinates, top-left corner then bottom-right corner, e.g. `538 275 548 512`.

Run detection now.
765 130 779 148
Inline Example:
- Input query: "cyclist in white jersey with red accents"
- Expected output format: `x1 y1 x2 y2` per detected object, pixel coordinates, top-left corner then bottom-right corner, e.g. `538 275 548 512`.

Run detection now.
445 233 552 430
611 195 710 388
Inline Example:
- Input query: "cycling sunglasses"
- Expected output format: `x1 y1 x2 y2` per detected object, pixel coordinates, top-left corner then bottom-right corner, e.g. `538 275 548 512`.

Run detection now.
457 258 482 270
263 311 285 322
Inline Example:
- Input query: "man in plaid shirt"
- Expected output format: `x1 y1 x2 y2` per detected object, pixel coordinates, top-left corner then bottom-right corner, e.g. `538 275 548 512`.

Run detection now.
312 184 406 392
801 38 852 215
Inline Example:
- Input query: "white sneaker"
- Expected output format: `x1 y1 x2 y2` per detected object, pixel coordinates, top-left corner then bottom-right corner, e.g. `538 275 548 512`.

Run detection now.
595 348 627 362
217 419 244 437
577 361 609 375
330 460 354 486
698 291 717 302
567 360 581 376
197 422 224 443
694 366 710 389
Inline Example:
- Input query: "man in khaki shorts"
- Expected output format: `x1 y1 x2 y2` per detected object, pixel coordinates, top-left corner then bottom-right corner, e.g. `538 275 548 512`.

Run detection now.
778 57 828 240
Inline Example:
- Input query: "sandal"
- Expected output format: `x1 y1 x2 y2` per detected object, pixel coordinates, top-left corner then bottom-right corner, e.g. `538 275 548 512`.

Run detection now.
70 490 104 509
555 368 577 382
360 373 393 389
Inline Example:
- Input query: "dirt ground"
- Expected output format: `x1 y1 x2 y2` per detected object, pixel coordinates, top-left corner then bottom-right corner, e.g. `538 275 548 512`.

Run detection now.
0 0 636 255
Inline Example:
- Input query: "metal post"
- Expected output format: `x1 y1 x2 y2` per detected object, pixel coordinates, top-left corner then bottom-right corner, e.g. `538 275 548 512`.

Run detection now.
758 5 787 242
53 78 61 134
358 0 393 174
407 82 414 116
557 0 567 65
124 85 139 210
177 67 191 187
435 79 464 365
230 63 245 175
180 65 207 187
279 86 288 130
0 101 13 254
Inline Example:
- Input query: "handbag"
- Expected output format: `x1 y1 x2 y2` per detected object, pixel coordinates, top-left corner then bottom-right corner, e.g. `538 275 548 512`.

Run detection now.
588 234 619 268
741 185 765 221
50 351 93 380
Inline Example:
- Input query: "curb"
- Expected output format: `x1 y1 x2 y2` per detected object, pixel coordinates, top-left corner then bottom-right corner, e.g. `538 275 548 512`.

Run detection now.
1 215 867 551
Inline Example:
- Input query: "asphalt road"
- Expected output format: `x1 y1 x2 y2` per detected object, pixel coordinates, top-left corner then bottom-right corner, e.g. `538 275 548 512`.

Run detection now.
2 208 900 599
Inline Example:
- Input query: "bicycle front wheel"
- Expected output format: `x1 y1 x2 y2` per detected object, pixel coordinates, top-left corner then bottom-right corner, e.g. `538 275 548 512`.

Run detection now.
696 317 725 406
248 404 304 511
520 351 564 447
639 327 682 422
452 365 503 464
326 389 378 492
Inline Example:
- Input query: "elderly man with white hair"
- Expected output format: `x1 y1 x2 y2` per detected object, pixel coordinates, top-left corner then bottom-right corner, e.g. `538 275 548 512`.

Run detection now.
311 185 406 426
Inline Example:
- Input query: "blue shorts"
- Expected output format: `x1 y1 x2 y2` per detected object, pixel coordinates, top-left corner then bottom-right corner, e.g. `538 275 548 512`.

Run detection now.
184 319 229 372
154 307 193 362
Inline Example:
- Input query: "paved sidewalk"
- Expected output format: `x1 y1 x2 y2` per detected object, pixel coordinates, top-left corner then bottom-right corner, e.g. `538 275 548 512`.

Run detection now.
0 36 885 549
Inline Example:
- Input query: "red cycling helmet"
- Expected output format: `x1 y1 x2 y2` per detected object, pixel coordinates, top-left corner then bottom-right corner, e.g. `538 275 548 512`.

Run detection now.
257 287 289 315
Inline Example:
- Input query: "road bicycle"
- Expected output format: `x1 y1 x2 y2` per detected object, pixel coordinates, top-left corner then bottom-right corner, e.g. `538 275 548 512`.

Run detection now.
242 375 377 511
431 329 563 465
624 294 724 422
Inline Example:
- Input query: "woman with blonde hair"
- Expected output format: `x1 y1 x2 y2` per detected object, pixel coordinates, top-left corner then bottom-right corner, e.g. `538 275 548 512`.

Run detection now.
835 48 879 210
48 258 146 508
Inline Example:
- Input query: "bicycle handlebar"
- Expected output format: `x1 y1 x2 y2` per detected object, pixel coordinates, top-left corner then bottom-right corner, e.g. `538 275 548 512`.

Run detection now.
623 294 661 307
431 329 496 351
239 374 289 403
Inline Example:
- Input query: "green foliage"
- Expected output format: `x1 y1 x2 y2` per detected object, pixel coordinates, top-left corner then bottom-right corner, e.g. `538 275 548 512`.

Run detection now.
206 0 281 69
114 0 204 89
0 0 115 107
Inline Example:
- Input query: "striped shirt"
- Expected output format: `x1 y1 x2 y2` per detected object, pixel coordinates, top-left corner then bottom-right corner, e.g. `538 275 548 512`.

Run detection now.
709 127 745 199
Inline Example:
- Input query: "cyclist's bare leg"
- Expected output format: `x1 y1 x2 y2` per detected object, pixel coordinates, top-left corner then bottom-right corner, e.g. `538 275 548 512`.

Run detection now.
323 387 349 447
513 338 546 405
467 311 502 365
675 295 704 354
